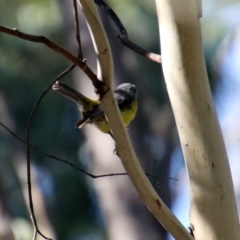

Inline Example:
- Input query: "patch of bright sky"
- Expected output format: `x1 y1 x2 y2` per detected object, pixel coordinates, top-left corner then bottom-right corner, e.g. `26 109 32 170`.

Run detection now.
215 28 240 199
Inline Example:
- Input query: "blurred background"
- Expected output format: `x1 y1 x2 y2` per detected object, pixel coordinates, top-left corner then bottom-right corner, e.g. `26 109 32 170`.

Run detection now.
0 0 240 239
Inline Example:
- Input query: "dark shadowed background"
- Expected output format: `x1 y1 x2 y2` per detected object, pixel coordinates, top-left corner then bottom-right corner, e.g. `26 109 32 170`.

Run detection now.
0 0 240 239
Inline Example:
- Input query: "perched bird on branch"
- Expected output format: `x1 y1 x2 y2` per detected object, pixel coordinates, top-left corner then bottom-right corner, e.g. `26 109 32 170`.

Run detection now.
52 81 137 135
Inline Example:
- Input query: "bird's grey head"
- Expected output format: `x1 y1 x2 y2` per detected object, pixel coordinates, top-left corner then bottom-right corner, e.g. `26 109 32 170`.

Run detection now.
115 83 137 100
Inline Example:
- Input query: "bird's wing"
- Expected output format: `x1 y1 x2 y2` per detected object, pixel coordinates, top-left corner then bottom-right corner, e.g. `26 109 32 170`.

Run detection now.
75 115 91 129
88 104 105 120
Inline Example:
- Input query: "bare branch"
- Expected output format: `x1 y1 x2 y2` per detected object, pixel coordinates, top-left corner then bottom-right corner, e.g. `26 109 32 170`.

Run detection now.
0 25 102 89
25 65 76 240
73 0 84 59
94 0 162 64
0 121 177 182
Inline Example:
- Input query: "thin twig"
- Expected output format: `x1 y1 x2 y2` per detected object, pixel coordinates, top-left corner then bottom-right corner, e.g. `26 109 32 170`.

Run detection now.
94 0 162 64
0 25 103 90
25 65 75 240
73 0 84 59
32 229 37 240
0 121 177 181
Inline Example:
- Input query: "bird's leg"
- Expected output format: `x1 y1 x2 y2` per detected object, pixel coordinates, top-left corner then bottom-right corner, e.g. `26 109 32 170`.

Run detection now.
109 131 114 139
109 131 119 156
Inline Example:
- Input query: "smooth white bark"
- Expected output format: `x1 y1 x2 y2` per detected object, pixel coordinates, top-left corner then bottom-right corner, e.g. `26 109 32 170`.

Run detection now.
156 0 240 239
78 0 193 239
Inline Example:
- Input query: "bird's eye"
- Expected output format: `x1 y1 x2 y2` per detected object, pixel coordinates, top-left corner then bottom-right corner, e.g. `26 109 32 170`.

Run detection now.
131 86 137 93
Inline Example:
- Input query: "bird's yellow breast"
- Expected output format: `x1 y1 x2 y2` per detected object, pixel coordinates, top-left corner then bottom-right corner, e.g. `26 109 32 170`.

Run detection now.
121 100 138 126
92 100 138 133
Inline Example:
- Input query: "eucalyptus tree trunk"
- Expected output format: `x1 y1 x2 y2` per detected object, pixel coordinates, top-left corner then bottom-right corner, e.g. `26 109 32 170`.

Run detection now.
156 0 240 239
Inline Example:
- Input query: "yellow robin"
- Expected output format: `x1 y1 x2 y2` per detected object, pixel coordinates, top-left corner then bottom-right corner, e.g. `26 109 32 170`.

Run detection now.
52 81 138 135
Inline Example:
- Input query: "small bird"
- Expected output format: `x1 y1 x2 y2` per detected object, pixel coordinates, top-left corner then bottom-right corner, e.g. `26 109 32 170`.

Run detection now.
52 81 138 135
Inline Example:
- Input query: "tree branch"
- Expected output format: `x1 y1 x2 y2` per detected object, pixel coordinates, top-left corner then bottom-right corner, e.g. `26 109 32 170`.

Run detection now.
79 0 193 239
0 25 102 90
94 0 162 64
73 0 84 59
26 65 76 240
0 121 177 182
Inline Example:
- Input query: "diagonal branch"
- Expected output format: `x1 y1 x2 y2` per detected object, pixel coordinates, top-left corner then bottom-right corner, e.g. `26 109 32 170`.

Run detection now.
0 121 178 182
0 25 102 90
94 0 162 64
79 0 193 239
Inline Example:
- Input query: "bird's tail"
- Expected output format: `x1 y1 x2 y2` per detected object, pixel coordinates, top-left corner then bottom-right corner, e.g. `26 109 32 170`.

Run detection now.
52 81 98 112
